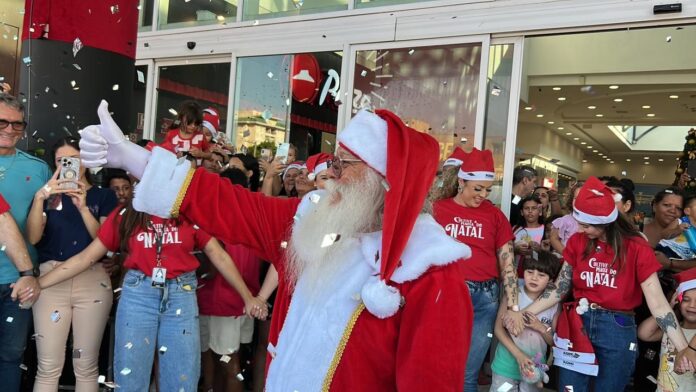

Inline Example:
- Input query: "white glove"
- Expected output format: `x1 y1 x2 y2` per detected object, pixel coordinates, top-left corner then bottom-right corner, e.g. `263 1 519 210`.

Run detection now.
79 100 150 179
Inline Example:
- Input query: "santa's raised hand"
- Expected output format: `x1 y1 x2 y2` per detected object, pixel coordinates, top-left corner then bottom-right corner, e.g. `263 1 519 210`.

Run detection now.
79 100 150 179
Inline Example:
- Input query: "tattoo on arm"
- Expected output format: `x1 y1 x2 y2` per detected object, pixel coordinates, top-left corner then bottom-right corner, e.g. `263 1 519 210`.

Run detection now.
656 312 678 333
498 242 518 304
540 262 572 300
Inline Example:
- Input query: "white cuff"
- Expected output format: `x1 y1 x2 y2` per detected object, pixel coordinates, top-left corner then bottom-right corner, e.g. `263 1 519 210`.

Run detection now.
133 147 192 218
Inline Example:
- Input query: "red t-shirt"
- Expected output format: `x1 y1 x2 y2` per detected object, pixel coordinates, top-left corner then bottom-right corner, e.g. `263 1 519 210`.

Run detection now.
562 232 661 311
433 198 514 281
0 194 9 214
98 209 212 278
162 129 209 154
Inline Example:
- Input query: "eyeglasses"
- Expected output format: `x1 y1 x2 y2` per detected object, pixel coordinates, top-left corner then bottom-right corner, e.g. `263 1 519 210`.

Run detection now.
329 157 363 177
0 118 27 132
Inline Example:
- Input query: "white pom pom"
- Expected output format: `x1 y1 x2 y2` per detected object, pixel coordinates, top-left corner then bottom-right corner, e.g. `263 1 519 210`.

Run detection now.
361 277 401 319
613 193 623 202
308 172 316 181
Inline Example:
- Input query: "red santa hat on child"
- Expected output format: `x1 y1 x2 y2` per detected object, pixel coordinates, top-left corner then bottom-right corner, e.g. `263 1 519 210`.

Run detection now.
202 108 220 139
443 146 467 168
336 109 440 319
676 268 696 296
458 148 495 181
572 176 621 225
305 153 334 181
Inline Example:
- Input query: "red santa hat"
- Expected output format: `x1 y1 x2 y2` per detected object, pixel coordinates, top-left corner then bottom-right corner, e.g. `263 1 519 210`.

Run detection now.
443 146 467 168
282 161 306 180
305 153 334 181
553 303 599 376
202 108 220 139
676 268 696 296
458 148 495 181
337 109 440 319
572 176 621 225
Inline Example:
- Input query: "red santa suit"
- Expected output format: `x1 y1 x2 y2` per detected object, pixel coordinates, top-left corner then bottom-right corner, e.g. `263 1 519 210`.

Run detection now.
131 109 474 391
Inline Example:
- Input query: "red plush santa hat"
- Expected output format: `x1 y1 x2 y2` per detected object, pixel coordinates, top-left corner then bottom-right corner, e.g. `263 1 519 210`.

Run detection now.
572 176 621 225
202 108 220 139
553 303 599 376
337 109 440 319
305 153 334 181
676 268 696 296
458 148 495 181
443 146 467 168
282 161 306 180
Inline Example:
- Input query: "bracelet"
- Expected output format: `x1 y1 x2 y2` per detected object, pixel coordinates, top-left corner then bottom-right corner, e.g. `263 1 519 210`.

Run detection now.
689 344 696 352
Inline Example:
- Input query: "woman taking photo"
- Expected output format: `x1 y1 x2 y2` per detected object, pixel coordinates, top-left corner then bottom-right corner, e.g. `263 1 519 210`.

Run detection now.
432 148 521 391
37 202 267 391
521 177 691 391
26 137 118 391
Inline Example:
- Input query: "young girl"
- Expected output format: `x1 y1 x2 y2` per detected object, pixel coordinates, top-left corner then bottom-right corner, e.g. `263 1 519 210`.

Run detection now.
638 269 696 392
37 203 267 391
548 181 582 253
513 196 545 269
490 251 561 392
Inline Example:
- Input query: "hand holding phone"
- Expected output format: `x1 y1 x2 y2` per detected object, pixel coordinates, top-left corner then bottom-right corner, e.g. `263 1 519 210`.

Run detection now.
275 143 290 165
58 157 80 190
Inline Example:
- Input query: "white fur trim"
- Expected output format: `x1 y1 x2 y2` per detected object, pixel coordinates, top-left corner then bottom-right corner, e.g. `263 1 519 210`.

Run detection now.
678 280 696 295
201 120 217 136
336 109 388 176
572 206 618 225
359 214 472 284
313 162 329 175
613 193 623 202
553 356 599 376
133 147 192 218
293 190 325 223
443 158 463 167
361 277 401 319
552 347 596 364
458 170 495 181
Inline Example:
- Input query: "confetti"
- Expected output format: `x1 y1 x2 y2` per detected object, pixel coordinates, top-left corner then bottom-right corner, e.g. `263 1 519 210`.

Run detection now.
73 64 82 70
292 0 304 8
360 70 367 77
19 364 28 371
408 49 415 55
267 342 277 358
120 367 131 375
104 381 118 389
321 233 340 248
491 86 501 96
6 316 13 323
564 387 574 392
45 86 50 93
169 108 178 116
266 71 274 79
629 342 637 351
125 342 133 349
236 373 245 381
176 309 181 316
110 4 120 14
159 346 167 354
666 36 672 43
280 241 288 249
52 103 58 109
0 245 5 251
497 382 514 392
487 333 493 338
22 56 31 65
72 38 83 57
113 287 122 293
112 84 119 91
51 310 61 323
647 375 657 384
98 376 106 383
136 70 145 83
220 355 231 363
309 193 321 204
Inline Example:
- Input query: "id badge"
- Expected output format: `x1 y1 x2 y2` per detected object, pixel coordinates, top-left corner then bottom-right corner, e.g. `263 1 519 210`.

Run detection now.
151 267 167 288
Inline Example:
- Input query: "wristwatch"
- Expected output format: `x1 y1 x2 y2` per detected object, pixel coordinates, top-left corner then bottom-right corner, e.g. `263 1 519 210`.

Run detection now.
18 267 39 278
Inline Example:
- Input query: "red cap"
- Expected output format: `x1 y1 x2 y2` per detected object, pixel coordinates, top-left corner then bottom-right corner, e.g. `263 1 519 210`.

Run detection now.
305 153 334 181
443 146 467 168
676 268 696 296
573 176 620 225
458 148 495 181
202 108 220 138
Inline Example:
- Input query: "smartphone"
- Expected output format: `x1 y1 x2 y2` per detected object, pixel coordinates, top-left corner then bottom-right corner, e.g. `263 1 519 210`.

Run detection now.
687 160 696 178
59 157 80 190
275 143 290 164
260 148 272 162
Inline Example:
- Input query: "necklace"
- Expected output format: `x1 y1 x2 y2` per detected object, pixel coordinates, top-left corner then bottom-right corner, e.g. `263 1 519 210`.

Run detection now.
0 153 18 182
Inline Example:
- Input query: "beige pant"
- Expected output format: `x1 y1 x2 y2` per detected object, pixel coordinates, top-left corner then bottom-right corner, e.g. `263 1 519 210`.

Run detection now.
32 261 113 392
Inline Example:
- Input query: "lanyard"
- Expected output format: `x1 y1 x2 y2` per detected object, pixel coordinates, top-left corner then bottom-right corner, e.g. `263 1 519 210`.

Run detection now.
148 220 168 267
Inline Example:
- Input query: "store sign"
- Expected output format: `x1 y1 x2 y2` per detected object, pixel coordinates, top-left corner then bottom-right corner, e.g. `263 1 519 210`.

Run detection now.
291 54 340 107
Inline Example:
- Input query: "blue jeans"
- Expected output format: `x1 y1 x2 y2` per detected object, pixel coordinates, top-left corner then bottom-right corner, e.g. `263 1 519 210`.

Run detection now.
0 283 32 392
115 270 200 392
558 309 638 392
464 279 499 392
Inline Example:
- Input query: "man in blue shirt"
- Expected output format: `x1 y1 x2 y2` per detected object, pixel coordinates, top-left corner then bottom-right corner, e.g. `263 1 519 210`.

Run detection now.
0 93 51 391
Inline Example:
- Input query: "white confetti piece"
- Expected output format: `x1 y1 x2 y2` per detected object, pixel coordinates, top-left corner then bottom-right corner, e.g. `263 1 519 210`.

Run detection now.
220 355 231 363
22 56 31 65
629 342 637 351
280 241 288 249
19 364 28 371
125 342 133 349
267 342 277 358
6 316 13 323
266 71 274 79
73 64 82 70
136 70 145 83
497 382 514 392
666 36 672 43
52 103 58 109
51 310 61 323
564 386 574 392
309 193 321 204
360 70 367 77
120 367 131 375
169 108 178 116
321 233 340 248
98 375 106 383
104 381 118 389
176 309 181 316
647 375 657 384
159 346 167 354
44 86 50 93
0 245 6 251
236 373 244 381
112 84 119 91
113 287 122 293
408 49 415 55
487 333 493 338
110 4 120 14
72 37 83 57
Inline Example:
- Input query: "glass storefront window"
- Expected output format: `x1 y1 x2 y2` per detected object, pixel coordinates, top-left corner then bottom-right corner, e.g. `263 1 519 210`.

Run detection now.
138 0 154 31
154 62 231 144
243 0 347 21
128 65 149 142
232 52 342 160
158 0 237 30
483 43 515 206
353 44 482 162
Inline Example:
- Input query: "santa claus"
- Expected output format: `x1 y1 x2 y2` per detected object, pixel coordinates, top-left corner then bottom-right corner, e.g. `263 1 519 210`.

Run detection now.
79 101 474 391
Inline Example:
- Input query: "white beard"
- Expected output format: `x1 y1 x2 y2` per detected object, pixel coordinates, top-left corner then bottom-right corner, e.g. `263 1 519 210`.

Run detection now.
287 170 385 295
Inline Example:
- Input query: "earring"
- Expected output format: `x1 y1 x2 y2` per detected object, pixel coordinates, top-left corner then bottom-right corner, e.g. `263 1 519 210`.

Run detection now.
457 185 463 193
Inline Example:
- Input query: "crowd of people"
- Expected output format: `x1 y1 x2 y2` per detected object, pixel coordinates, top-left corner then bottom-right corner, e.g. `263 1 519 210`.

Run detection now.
2 90 696 392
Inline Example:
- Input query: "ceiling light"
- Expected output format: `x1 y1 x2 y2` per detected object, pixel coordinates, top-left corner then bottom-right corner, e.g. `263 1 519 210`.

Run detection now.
553 87 562 91
586 146 592 149
558 97 566 101
613 98 623 102
644 161 650 165
610 161 615 164
595 114 604 117
588 145 594 148
647 113 656 117
580 141 587 145
658 158 664 162
593 150 598 153
573 137 580 141
524 106 533 111
609 85 619 89
565 132 573 136
582 159 587 163
587 105 597 110
626 159 631 162
558 127 565 130
547 121 555 125
536 114 544 118
644 156 650 160
670 95 679 99
642 105 651 109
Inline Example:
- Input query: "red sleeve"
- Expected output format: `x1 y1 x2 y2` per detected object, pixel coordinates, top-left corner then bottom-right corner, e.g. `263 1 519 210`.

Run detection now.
395 263 472 391
97 209 122 252
495 209 515 248
180 168 301 264
193 225 213 250
632 238 662 283
562 233 581 268
0 194 9 214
